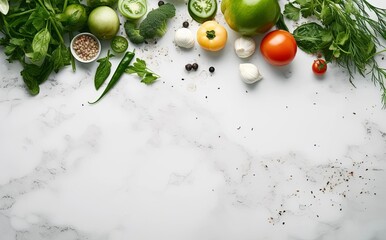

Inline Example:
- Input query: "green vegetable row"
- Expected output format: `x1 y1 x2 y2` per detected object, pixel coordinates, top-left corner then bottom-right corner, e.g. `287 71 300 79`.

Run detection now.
0 0 167 102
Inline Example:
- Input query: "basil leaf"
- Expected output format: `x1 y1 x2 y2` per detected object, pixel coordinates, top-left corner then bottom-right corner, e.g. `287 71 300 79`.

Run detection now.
95 50 114 90
52 44 71 72
21 60 55 95
25 28 51 63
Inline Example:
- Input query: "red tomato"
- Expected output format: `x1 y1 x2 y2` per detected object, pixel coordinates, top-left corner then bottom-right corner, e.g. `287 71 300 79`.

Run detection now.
260 30 297 66
312 59 327 75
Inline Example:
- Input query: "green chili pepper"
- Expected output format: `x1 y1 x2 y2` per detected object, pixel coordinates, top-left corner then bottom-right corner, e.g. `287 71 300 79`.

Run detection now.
89 51 135 104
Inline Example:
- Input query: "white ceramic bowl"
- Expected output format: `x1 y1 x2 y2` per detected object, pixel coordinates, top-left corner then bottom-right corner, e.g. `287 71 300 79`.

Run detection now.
70 32 101 63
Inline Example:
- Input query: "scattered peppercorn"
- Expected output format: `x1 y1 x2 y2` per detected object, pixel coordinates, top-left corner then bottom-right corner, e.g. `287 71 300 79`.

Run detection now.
158 1 164 6
192 63 198 71
209 66 215 73
185 63 193 71
183 21 189 28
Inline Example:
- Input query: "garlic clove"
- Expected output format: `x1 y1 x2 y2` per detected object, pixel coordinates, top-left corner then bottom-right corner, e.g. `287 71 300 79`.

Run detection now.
234 37 256 58
239 63 263 84
174 28 195 49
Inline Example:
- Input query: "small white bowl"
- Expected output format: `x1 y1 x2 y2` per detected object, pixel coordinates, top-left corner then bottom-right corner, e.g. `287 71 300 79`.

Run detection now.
70 32 101 63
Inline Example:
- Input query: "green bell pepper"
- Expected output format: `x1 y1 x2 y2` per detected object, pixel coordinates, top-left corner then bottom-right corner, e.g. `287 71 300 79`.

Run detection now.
221 0 281 36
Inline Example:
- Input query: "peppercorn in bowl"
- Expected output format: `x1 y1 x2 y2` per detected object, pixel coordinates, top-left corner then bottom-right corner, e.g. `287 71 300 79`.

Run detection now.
70 32 101 63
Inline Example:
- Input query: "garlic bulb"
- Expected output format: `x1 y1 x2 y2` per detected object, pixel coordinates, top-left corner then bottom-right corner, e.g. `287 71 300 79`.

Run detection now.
234 37 256 58
239 63 263 84
174 28 195 49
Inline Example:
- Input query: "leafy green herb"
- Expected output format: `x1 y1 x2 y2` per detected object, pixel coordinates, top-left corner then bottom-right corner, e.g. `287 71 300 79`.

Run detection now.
284 0 386 106
124 3 176 44
94 50 114 90
0 0 81 95
126 58 160 85
52 44 71 72
25 28 51 64
20 59 55 95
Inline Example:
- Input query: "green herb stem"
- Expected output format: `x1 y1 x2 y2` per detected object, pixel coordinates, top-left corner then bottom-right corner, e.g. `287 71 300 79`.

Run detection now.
63 0 68 12
6 9 35 18
366 49 386 62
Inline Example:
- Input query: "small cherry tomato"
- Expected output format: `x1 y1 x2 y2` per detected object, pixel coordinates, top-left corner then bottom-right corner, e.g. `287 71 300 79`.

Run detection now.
312 59 327 75
260 30 297 66
197 20 228 51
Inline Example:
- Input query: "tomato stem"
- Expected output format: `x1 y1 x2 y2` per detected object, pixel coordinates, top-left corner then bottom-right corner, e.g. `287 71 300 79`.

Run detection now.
206 30 216 40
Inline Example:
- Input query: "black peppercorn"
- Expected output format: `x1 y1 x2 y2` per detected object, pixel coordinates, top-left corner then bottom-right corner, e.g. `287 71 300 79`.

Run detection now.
209 66 215 73
185 64 193 71
183 21 189 28
158 1 164 6
192 63 198 71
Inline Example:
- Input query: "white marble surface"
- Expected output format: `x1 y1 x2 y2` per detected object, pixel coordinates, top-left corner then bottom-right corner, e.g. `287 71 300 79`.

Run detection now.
1 1 386 239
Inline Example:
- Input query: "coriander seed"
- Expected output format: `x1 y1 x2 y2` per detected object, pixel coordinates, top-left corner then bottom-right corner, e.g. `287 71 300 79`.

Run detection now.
72 34 100 62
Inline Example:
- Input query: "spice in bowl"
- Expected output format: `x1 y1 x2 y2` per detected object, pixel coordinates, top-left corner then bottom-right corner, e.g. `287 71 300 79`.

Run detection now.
71 33 101 63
